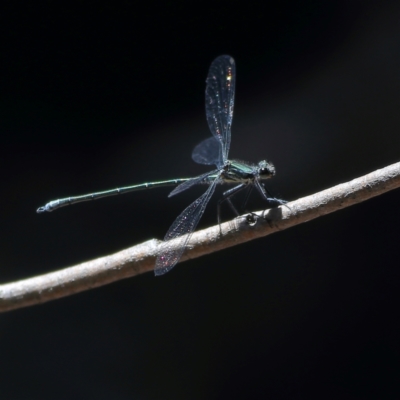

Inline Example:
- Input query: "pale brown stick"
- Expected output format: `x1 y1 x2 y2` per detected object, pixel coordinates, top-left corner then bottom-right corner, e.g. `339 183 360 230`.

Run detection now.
1 161 400 313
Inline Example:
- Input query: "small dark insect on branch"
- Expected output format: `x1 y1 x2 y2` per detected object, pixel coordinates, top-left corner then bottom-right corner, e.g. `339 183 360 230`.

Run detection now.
1 161 400 313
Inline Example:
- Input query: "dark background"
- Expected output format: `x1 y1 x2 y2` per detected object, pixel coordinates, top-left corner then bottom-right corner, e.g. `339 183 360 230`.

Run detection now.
1 1 400 398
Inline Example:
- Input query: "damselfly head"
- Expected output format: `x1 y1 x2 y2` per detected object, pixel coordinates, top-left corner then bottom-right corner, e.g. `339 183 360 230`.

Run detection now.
257 160 276 179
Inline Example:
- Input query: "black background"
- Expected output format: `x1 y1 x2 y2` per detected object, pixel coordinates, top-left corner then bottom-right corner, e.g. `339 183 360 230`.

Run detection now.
1 1 400 398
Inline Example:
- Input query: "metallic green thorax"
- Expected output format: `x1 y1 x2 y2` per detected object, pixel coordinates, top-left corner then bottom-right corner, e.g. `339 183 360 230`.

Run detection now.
220 159 276 183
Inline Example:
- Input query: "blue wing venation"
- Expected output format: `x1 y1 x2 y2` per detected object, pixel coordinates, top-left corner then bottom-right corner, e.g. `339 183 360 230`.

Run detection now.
205 55 236 164
155 175 221 275
155 55 236 275
168 168 219 197
192 137 222 166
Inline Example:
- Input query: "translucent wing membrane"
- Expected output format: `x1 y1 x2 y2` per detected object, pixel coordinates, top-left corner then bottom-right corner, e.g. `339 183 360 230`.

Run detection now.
168 169 219 197
155 175 221 275
205 55 236 164
155 56 237 274
192 137 222 166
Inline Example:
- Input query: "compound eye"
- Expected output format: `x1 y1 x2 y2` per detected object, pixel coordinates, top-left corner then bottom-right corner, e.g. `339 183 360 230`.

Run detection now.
257 160 275 179
259 161 276 178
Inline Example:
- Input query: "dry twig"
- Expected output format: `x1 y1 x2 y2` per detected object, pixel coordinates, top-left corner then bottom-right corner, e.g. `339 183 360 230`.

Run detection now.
1 161 400 313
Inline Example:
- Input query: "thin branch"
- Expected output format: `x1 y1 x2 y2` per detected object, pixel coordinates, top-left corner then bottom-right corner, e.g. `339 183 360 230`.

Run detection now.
1 162 400 313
